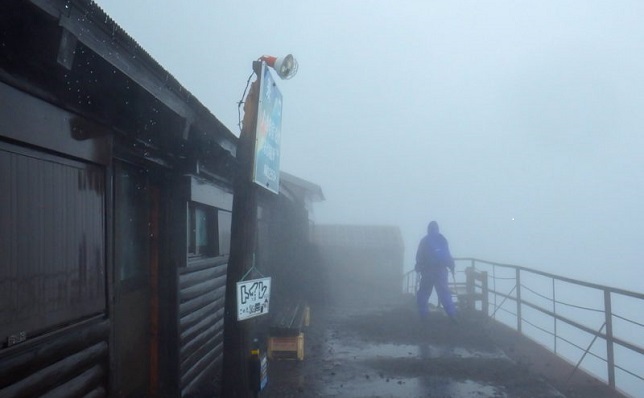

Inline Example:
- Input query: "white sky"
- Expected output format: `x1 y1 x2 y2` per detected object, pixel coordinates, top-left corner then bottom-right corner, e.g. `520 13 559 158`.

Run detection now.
95 0 644 292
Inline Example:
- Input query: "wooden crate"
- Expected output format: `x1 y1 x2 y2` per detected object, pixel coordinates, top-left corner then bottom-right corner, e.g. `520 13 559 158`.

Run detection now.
267 333 304 360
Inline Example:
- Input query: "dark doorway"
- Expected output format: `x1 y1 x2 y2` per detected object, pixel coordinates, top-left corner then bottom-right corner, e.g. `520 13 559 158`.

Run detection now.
112 161 160 396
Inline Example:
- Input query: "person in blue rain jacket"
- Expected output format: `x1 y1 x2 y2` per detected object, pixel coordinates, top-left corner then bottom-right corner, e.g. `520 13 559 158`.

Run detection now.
415 221 457 321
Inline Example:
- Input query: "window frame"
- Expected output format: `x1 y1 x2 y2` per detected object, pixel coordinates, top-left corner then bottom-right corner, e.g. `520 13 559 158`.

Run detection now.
187 202 219 259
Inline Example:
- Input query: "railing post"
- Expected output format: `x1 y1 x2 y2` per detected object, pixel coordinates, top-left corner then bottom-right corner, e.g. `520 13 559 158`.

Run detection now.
465 267 475 311
481 271 488 317
604 290 615 388
516 268 522 333
492 265 497 319
552 278 557 354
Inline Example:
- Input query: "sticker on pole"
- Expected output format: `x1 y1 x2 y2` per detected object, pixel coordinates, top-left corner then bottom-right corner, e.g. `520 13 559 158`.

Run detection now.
237 277 271 321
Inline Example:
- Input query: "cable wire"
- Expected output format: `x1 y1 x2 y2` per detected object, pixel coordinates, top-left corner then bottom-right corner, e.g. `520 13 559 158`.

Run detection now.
237 71 256 132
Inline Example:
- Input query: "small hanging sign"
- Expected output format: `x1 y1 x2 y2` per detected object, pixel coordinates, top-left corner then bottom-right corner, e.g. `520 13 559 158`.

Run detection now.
236 277 271 321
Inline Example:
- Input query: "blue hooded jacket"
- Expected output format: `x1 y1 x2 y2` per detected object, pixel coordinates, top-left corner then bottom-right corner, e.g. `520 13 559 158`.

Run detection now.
415 221 454 273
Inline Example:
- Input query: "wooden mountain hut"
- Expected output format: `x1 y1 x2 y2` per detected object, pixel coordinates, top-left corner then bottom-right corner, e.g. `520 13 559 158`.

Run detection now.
1 0 237 396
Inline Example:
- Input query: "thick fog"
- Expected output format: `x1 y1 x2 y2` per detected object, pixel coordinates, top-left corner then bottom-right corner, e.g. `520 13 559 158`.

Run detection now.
96 0 643 292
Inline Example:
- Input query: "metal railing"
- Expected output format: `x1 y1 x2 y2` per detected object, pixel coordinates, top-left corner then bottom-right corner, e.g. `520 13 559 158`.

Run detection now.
404 258 644 397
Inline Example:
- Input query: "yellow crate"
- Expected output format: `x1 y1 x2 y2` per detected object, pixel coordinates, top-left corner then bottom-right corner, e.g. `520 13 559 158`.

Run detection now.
268 333 304 360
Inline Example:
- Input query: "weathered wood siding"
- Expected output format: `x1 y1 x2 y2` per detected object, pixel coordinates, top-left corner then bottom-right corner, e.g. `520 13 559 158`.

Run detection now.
0 318 109 398
0 142 108 397
0 143 105 346
178 258 228 397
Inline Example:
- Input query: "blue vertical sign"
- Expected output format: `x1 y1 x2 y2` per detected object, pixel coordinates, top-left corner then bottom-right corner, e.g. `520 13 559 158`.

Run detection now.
253 62 283 194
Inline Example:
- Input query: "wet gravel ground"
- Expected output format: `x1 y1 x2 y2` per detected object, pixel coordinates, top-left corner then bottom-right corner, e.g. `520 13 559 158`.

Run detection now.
261 297 621 398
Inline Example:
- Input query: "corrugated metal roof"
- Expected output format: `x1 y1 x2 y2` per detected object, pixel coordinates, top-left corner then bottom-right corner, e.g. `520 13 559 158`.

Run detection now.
280 171 325 202
30 0 237 153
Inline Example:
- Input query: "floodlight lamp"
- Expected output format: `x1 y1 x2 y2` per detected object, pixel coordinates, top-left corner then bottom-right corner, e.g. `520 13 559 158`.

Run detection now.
260 54 298 80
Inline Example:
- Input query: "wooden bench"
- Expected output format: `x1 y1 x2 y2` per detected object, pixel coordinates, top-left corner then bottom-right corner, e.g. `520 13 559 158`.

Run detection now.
267 302 309 360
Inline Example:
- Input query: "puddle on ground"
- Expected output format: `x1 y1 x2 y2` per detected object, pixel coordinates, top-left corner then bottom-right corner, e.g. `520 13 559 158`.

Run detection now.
322 376 506 397
326 341 508 361
319 331 512 396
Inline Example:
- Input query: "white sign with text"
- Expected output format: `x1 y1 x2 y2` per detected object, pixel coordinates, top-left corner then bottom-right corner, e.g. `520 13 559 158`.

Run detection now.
236 277 271 321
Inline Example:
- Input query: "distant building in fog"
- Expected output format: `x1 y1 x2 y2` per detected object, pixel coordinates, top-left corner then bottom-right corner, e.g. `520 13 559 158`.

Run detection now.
311 225 404 308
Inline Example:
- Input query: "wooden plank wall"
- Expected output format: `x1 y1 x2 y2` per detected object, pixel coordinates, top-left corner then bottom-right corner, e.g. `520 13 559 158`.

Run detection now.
0 143 109 397
0 318 109 398
178 259 228 397
0 145 106 343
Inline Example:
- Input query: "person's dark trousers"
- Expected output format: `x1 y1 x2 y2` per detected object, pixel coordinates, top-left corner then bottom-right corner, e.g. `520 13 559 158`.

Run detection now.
416 266 457 319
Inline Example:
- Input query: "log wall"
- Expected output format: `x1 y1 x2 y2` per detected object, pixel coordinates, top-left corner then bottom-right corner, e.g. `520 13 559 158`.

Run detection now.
178 258 228 397
0 318 109 398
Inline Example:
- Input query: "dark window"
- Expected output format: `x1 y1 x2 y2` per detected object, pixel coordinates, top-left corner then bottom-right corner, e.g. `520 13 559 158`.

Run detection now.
188 202 218 258
114 163 150 284
218 210 232 256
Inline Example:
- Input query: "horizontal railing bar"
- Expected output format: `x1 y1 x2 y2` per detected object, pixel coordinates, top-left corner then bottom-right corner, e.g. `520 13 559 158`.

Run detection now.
614 363 644 382
520 284 553 301
489 289 605 339
520 283 605 313
495 305 516 318
509 293 606 338
447 258 643 395
522 317 555 337
556 334 607 363
419 261 643 380
455 257 644 299
490 287 644 356
612 336 644 356
552 299 605 313
560 334 644 384
613 312 644 328
488 289 515 301
490 276 517 280
412 262 643 321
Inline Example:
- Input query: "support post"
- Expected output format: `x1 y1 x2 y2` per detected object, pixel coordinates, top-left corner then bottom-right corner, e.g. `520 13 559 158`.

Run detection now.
604 290 616 388
516 269 522 334
222 65 261 398
481 271 488 316
493 265 497 319
465 267 475 311
553 278 557 354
